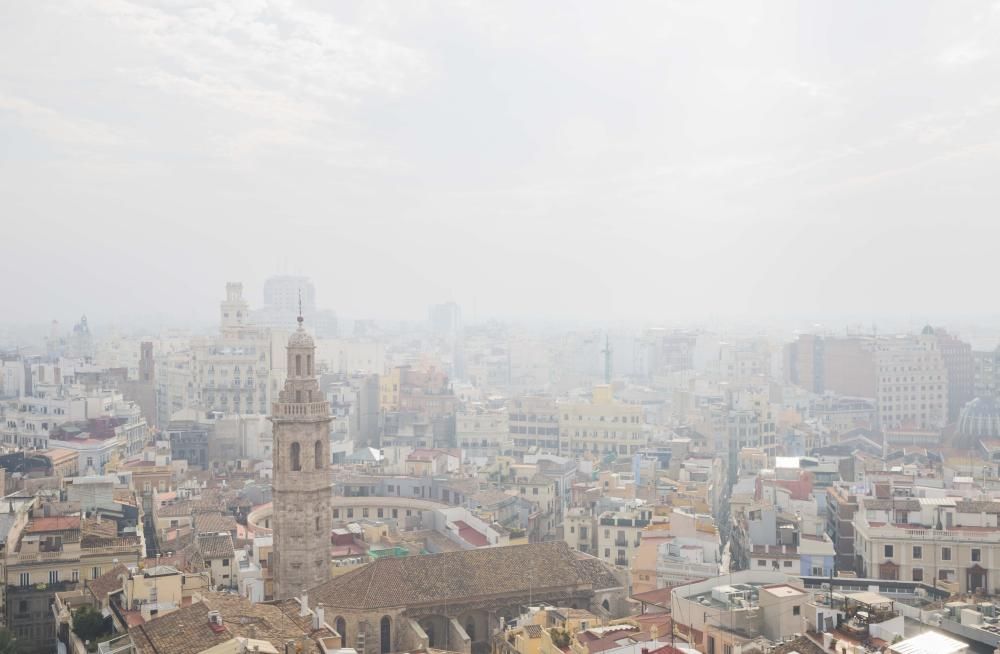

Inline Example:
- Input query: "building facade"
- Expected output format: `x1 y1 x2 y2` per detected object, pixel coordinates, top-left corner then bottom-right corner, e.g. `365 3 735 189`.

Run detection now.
270 316 333 599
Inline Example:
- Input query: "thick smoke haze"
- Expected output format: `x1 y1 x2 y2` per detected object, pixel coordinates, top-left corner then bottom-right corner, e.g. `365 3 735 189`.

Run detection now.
3 1 1000 325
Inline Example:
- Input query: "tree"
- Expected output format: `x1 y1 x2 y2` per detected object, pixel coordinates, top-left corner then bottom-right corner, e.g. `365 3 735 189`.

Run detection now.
72 605 107 644
0 627 18 654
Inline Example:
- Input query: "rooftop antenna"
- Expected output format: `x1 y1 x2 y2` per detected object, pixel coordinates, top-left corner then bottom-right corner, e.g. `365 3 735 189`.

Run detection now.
602 334 612 384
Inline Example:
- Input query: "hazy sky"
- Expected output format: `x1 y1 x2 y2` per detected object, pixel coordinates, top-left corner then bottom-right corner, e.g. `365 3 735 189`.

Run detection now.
3 1 1000 326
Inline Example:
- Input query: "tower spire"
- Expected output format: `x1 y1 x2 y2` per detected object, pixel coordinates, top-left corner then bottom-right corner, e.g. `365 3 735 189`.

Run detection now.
297 288 303 326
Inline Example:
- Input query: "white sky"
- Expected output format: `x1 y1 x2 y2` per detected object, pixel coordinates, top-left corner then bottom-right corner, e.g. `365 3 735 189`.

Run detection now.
2 1 1000 326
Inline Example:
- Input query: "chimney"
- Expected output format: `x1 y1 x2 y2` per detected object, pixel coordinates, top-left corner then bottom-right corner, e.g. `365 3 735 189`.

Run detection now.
313 603 325 630
299 590 309 616
208 610 225 633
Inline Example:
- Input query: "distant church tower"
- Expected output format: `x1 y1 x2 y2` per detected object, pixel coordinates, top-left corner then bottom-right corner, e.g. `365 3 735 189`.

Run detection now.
270 310 332 599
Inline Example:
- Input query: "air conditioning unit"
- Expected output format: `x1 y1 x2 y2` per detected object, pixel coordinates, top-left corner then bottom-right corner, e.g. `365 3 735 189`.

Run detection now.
821 583 830 590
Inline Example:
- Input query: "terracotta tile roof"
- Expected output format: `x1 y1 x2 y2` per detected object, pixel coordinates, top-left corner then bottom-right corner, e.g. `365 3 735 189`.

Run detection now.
771 636 826 654
87 564 129 601
524 624 543 639
196 532 235 560
573 555 621 590
194 512 238 535
308 541 622 610
26 516 80 533
131 594 331 654
157 502 194 518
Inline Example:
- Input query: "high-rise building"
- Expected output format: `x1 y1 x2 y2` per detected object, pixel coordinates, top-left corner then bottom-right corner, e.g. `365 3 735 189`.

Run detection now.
875 329 949 431
270 314 332 599
933 327 973 420
784 334 877 398
255 274 338 337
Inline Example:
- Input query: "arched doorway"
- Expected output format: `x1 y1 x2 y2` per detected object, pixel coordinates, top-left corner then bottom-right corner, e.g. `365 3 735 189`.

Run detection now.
336 617 347 648
380 616 392 654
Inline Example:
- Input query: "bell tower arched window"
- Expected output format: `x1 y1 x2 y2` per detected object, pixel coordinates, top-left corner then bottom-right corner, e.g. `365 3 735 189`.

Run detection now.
290 442 301 471
315 440 323 469
295 354 302 376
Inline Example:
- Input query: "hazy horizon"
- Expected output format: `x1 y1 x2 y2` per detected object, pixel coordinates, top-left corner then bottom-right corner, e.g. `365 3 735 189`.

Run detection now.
4 1 1000 325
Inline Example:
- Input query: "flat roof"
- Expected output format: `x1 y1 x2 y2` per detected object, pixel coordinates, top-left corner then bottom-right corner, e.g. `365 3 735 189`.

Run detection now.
890 632 966 654
762 584 804 598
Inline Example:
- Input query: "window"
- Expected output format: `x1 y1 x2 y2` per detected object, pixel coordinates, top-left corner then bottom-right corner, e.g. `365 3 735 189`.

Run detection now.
222 558 229 566
381 616 392 654
290 442 301 471
19 573 28 587
532 487 539 495
942 547 952 561
71 570 79 582
49 570 59 584
913 568 923 582
392 509 398 519
605 549 611 558
973 548 982 562
884 545 894 558
296 354 302 376
758 560 766 567
315 440 323 469
792 605 801 616
913 546 922 559
92 567 101 579
333 509 340 519
377 508 384 518
783 560 793 568
346 508 353 519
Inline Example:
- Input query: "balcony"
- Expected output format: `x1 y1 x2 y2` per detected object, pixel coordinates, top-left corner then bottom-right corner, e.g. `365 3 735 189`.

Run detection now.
271 401 329 419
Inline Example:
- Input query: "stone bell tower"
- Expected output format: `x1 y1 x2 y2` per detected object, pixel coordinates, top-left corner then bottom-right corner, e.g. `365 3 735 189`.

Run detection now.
270 307 332 599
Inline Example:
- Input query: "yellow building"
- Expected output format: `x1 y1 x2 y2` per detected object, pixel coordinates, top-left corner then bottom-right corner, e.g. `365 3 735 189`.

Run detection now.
559 386 648 456
379 367 402 412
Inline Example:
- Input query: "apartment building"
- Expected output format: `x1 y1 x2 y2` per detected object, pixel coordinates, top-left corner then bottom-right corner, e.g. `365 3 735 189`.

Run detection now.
559 385 647 457
509 395 560 454
875 330 949 431
3 504 144 653
596 506 665 568
457 405 511 457
854 495 1000 594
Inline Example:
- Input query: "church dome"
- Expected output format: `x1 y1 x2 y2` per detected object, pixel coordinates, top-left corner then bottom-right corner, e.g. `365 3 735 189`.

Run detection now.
958 397 1000 438
288 326 314 348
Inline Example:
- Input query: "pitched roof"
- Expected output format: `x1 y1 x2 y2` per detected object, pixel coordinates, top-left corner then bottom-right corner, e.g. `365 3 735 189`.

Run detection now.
196 532 235 560
194 512 238 535
26 516 80 533
131 594 330 654
308 541 621 610
87 563 129 601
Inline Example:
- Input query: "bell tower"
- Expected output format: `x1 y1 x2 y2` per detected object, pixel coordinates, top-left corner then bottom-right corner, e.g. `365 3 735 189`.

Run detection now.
270 308 332 599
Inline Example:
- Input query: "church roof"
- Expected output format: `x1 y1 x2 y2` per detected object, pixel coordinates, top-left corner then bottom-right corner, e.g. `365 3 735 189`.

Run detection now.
307 541 620 610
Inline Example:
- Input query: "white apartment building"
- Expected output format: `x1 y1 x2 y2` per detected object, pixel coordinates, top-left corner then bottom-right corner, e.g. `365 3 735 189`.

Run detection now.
875 330 949 431
457 405 510 457
597 505 665 568
855 495 1000 594
190 283 285 416
0 385 122 450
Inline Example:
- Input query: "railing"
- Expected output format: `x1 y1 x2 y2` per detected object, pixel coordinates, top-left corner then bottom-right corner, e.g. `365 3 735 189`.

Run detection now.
857 516 1000 543
271 402 329 418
